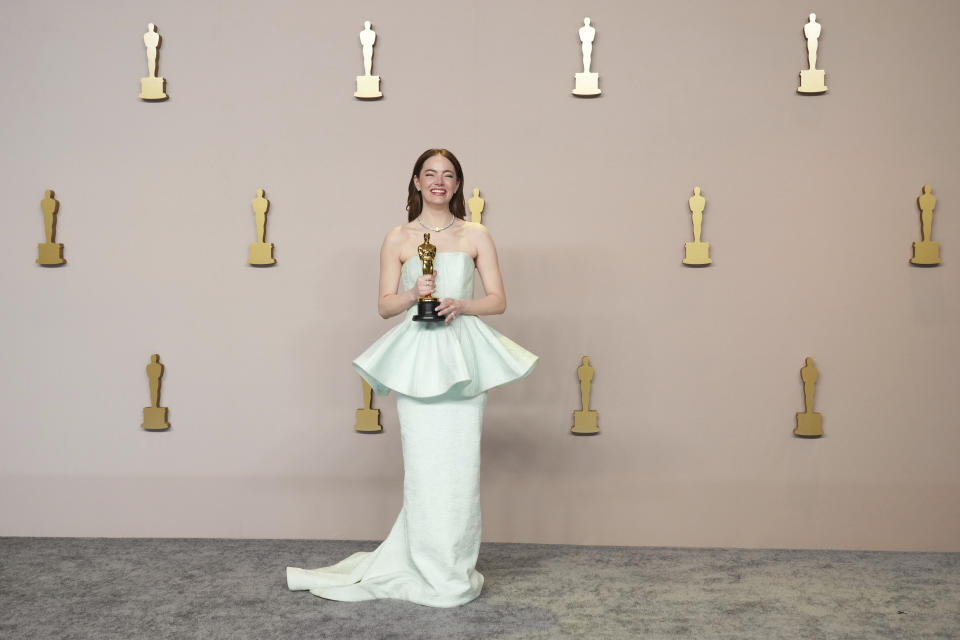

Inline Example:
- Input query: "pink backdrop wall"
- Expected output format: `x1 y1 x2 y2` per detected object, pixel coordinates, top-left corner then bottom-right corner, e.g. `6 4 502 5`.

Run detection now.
1 0 958 551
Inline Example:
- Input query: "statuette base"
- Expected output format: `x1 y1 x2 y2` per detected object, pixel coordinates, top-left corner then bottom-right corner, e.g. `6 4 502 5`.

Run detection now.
683 241 711 266
910 241 941 265
571 410 599 435
37 243 65 266
139 77 167 100
248 242 276 265
797 70 827 94
355 75 382 99
142 407 170 431
354 408 382 433
572 72 601 96
413 298 443 322
794 412 823 438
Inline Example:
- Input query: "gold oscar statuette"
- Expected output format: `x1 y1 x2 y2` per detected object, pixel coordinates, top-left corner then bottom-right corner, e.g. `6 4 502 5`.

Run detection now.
910 185 942 266
248 189 276 266
354 378 382 433
797 13 827 94
354 20 383 99
794 357 823 438
468 188 485 224
572 18 601 96
412 233 443 322
142 354 170 431
37 189 66 266
139 23 168 101
682 186 711 266
571 356 600 434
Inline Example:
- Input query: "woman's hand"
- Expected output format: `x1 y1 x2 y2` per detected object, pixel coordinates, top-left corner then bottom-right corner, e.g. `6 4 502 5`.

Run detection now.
436 298 466 325
414 270 437 299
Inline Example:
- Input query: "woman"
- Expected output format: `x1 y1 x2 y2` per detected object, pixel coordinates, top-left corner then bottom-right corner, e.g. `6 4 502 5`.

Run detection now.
286 149 538 607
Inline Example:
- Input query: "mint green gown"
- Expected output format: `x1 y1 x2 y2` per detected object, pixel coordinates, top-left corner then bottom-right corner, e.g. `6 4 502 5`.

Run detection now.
287 251 538 607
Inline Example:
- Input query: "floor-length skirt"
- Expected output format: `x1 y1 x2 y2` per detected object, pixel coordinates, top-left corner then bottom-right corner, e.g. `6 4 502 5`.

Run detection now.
287 391 487 608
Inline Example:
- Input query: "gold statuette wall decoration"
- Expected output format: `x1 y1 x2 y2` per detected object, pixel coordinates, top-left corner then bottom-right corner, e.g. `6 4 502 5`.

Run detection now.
354 378 382 433
571 356 600 435
794 357 823 438
139 23 168 101
248 189 276 266
355 21 383 99
572 18 601 96
911 185 942 266
142 354 170 431
682 187 711 266
468 188 485 224
37 190 65 266
797 13 827 94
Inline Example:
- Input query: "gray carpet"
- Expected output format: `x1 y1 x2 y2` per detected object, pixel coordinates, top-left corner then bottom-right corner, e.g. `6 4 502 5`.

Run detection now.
1 537 957 639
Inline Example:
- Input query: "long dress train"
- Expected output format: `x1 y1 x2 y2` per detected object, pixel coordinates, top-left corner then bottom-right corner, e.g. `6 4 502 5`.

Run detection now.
287 251 537 607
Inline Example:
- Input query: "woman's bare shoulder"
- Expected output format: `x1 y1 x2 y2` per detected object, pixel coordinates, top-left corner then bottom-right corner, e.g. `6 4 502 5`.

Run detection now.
462 220 492 239
381 225 411 261
383 224 414 245
462 221 495 251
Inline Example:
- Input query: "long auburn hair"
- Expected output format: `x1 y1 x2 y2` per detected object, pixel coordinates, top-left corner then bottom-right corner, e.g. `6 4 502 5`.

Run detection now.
406 148 467 222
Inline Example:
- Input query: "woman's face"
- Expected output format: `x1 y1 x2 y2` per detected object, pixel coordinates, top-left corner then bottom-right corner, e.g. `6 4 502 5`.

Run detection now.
413 155 459 210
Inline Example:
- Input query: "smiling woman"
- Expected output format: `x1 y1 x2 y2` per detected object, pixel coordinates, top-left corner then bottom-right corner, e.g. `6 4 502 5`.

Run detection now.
286 148 538 607
406 148 467 224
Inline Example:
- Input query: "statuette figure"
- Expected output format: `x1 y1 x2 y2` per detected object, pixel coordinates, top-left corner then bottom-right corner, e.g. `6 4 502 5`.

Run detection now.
418 234 436 275
797 13 827 94
248 189 276 265
412 233 442 322
142 354 170 431
36 190 65 266
139 23 168 100
572 18 601 96
571 356 599 434
355 21 383 99
468 188 485 224
354 378 382 432
910 185 942 265
682 187 711 266
794 357 823 438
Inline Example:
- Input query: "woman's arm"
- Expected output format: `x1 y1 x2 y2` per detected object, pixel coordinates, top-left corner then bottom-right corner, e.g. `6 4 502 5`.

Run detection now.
377 227 435 319
436 225 506 323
